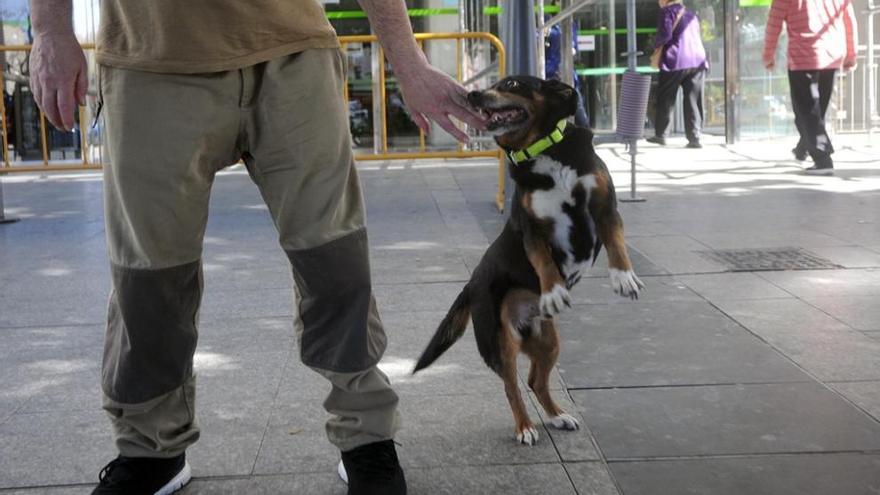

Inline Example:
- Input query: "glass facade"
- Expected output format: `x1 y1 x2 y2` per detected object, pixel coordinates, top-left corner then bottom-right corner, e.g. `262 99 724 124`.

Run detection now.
322 0 878 145
0 0 875 164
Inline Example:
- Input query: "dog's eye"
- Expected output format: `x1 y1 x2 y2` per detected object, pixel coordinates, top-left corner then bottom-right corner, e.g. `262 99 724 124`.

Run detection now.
503 80 520 91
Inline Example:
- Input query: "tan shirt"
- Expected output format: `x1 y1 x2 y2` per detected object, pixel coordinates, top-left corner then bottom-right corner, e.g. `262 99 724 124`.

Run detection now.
97 0 340 73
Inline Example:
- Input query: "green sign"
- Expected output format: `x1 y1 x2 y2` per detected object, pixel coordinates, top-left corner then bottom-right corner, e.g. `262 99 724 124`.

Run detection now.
325 5 561 20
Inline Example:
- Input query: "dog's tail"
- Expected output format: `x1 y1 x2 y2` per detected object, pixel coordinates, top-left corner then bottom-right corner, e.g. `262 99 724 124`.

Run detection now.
412 287 471 373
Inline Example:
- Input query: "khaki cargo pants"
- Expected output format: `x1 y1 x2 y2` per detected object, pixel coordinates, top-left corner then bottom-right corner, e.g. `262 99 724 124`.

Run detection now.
100 48 398 457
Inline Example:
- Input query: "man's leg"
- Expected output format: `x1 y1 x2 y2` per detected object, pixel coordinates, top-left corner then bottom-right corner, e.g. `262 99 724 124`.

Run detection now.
681 68 705 144
240 49 399 452
100 65 241 460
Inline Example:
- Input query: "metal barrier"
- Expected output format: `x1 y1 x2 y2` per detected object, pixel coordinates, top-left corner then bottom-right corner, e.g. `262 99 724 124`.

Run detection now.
0 42 99 173
342 32 507 210
0 32 508 210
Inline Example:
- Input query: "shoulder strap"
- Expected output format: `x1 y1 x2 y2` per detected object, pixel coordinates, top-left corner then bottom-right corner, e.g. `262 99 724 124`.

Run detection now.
671 6 686 32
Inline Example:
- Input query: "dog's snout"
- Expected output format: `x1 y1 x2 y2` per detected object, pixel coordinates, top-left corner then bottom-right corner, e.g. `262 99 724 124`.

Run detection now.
467 91 483 106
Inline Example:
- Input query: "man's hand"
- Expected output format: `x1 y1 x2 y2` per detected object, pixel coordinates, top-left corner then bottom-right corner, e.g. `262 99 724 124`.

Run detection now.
394 62 485 143
356 0 486 143
763 56 775 70
29 31 88 131
843 56 857 72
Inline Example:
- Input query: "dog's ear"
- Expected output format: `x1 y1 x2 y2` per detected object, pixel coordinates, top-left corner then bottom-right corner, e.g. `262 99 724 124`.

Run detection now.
542 79 578 118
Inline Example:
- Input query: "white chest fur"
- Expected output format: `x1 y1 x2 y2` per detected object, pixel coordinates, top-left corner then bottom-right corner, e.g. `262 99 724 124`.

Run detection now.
529 156 597 278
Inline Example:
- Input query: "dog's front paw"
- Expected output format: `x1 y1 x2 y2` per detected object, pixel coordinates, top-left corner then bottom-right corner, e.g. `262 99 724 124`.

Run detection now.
549 413 580 431
540 284 571 317
609 269 645 300
515 424 540 446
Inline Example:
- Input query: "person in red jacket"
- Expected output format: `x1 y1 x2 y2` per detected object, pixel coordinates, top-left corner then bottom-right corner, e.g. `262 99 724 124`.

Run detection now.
763 0 858 175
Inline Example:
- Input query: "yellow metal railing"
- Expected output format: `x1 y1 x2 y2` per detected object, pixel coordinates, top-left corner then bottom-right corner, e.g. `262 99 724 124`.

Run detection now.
0 33 507 209
341 32 506 210
0 43 100 174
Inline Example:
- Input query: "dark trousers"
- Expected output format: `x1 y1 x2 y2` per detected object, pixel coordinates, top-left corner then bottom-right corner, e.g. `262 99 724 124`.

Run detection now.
788 69 836 165
654 67 705 143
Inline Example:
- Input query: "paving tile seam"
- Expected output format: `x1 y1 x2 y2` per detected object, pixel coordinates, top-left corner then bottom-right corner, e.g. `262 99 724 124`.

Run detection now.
561 462 625 495
706 293 880 426
546 382 626 494
250 352 296 476
373 279 472 287
0 460 582 491
0 322 104 331
523 392 570 466
565 380 817 391
0 321 105 330
603 449 880 463
0 482 90 492
683 285 880 425
238 460 573 479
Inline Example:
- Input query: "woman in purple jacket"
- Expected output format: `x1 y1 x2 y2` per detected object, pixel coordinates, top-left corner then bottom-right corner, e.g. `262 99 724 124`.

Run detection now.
647 0 708 148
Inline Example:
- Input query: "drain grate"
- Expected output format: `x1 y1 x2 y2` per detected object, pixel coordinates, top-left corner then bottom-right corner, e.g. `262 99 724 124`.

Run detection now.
698 247 842 272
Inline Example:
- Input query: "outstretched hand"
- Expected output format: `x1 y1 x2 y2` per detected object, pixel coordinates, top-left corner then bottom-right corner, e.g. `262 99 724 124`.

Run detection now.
29 31 88 131
394 63 486 143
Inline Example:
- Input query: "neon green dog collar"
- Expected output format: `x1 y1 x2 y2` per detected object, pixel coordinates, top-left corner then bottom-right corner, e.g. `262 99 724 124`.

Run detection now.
508 119 568 165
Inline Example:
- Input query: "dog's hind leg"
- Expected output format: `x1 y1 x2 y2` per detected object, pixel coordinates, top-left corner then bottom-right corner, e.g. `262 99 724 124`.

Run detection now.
522 319 580 431
499 296 539 446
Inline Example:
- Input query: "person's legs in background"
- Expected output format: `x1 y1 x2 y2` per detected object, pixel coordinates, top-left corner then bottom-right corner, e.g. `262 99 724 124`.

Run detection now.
573 79 590 128
816 68 837 156
788 69 835 173
649 69 683 145
681 67 705 148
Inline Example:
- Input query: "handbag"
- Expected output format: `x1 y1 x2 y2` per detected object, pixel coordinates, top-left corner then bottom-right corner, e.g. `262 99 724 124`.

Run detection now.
650 6 686 70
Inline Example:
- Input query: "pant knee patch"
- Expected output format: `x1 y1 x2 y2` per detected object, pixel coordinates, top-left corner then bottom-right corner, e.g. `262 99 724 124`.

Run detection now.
286 228 386 372
103 260 202 404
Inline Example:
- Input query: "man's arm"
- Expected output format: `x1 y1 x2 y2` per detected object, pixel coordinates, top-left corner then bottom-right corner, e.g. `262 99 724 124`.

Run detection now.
842 0 858 70
357 0 485 142
28 0 88 131
763 0 788 69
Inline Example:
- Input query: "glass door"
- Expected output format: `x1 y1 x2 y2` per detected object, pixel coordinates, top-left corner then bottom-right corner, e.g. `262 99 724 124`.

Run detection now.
572 0 725 135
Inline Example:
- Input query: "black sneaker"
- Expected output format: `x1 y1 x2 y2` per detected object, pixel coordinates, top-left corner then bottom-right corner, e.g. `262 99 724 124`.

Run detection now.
803 164 834 176
92 454 191 495
686 141 703 149
339 440 406 495
646 136 666 146
792 147 808 161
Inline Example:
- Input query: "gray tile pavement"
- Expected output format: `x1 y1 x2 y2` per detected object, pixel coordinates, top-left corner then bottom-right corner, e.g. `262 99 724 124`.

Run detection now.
608 454 880 495
1 141 879 493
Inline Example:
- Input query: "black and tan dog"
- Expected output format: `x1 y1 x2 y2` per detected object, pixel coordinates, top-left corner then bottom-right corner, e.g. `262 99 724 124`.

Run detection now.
413 76 643 445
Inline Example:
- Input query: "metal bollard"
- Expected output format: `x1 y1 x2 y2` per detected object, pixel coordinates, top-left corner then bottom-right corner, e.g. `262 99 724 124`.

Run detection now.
0 178 20 224
616 70 652 203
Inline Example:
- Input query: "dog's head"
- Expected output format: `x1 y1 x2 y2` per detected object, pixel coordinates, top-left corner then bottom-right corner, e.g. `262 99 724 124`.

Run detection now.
467 76 578 151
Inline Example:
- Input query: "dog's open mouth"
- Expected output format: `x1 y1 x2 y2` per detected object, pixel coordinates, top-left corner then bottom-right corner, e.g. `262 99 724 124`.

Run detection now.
479 105 528 131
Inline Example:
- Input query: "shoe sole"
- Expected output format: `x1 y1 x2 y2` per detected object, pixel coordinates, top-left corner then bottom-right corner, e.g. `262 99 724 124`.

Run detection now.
155 461 192 495
337 460 349 485
803 169 833 176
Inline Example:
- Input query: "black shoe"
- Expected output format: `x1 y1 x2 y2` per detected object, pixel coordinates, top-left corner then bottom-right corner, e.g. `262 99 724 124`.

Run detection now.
92 454 191 495
792 147 808 161
646 136 666 146
340 440 406 495
803 164 834 176
686 141 703 149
